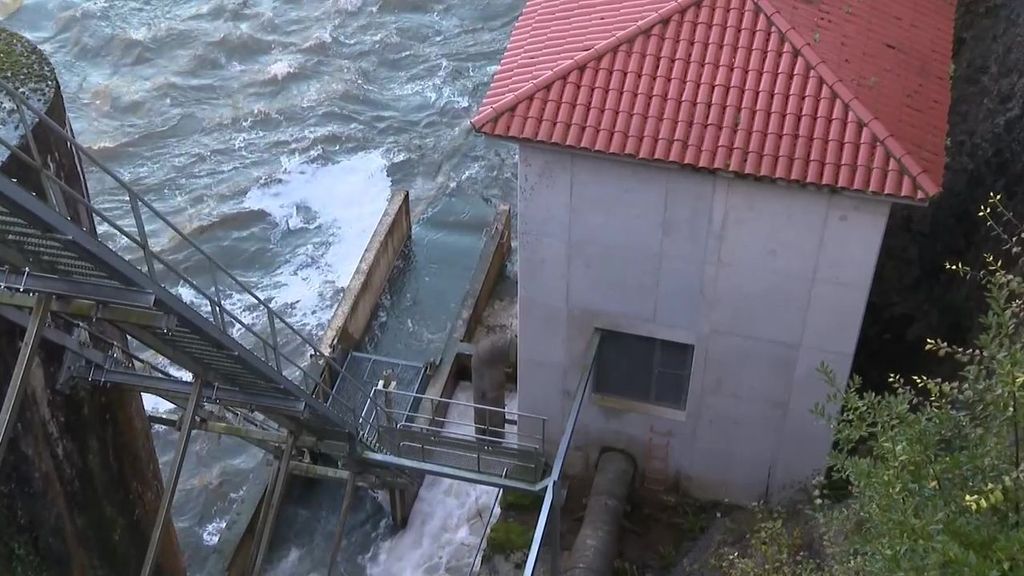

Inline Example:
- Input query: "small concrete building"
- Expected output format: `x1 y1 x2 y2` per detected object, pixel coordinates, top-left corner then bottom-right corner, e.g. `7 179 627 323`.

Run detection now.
473 0 955 502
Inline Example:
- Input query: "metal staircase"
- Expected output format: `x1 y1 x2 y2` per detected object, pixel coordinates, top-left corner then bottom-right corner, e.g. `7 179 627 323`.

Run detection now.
0 77 556 574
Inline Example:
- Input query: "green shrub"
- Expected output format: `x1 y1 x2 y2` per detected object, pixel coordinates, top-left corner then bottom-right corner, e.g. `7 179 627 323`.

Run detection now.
500 491 543 512
486 520 532 557
714 507 822 576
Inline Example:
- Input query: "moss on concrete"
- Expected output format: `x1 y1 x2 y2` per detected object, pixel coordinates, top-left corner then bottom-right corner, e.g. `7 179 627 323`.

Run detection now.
499 490 543 513
0 508 52 576
485 520 533 558
0 27 56 143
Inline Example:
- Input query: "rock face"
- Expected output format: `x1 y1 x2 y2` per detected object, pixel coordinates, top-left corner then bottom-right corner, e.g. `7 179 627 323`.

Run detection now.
0 29 185 575
854 1 1024 389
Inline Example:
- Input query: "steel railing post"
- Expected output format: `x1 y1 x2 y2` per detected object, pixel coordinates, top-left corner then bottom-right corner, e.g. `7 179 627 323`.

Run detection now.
209 261 225 330
267 308 282 372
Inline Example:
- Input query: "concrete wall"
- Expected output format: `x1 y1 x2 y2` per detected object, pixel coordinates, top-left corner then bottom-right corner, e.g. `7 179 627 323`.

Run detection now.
516 144 892 503
319 190 411 357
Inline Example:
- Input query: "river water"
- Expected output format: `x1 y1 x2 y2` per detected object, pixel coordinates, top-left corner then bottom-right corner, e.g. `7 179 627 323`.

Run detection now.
2 0 521 573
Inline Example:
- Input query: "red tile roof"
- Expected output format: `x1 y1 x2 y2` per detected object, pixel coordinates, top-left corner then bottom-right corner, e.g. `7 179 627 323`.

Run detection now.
472 0 955 202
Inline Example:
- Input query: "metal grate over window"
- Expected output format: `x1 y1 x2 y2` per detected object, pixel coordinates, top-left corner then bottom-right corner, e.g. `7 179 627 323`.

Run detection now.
593 329 694 410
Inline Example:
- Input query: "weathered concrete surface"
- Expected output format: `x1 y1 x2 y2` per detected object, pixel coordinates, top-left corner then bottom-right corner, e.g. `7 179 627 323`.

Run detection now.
517 144 892 503
319 189 412 360
423 203 512 409
0 28 184 576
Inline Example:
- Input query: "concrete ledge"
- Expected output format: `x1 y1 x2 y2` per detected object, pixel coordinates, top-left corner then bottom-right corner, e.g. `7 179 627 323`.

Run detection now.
228 191 410 574
319 189 411 358
422 203 512 420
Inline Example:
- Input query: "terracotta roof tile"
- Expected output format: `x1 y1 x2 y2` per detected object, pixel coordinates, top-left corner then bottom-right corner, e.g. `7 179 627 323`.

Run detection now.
473 0 954 201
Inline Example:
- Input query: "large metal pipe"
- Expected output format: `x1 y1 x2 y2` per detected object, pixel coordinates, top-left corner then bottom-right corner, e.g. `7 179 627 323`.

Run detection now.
564 450 635 576
471 332 511 440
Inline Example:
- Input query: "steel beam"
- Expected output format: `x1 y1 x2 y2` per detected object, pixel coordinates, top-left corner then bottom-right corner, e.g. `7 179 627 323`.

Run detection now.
360 450 547 492
0 290 173 329
0 305 297 452
0 267 156 307
145 411 349 459
141 377 202 576
290 461 351 482
252 432 295 576
77 365 305 416
0 295 51 466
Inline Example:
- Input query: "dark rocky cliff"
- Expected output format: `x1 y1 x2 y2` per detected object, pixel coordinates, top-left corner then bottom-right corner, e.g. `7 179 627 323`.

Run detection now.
854 0 1024 387
0 28 185 576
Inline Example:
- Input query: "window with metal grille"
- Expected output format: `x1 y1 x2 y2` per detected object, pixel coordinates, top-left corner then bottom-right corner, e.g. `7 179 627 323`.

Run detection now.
593 330 694 410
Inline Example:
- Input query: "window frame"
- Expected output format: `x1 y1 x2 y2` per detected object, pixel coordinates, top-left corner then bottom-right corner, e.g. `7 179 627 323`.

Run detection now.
591 328 695 414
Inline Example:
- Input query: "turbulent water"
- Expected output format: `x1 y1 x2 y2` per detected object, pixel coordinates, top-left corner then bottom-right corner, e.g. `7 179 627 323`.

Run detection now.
3 0 520 573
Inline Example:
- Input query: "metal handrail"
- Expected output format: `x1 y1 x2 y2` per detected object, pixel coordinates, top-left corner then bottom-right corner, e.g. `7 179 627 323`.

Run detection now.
379 388 548 422
0 130 361 420
57 312 280 434
0 77 329 368
393 421 542 453
522 330 600 576
468 469 508 576
0 77 392 444
370 387 547 447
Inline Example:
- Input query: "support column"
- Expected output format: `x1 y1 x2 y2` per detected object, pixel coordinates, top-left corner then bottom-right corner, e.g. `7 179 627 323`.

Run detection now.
328 475 359 576
0 294 51 466
140 377 203 576
246 468 279 572
251 432 295 576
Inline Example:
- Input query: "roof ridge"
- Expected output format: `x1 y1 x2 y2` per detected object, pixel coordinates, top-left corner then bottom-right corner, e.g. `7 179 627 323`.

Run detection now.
751 0 938 197
471 0 706 130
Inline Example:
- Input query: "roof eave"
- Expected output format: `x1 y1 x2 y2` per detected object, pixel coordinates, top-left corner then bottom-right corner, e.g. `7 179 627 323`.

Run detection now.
479 130 938 205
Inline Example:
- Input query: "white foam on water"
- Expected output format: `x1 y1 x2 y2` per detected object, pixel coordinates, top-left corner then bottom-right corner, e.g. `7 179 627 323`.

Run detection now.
336 0 366 12
201 517 228 546
142 393 177 412
145 154 389 411
243 151 391 332
365 385 517 576
265 59 298 81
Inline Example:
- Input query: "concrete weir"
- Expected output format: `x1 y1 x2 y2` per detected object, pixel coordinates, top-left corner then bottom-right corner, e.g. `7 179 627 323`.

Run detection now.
225 192 513 573
227 189 411 574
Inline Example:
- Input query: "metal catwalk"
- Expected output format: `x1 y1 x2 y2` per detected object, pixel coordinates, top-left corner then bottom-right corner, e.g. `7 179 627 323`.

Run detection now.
0 77 566 575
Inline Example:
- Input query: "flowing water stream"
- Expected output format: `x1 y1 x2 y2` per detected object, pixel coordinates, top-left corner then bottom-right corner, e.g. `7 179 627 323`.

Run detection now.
2 1 521 573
